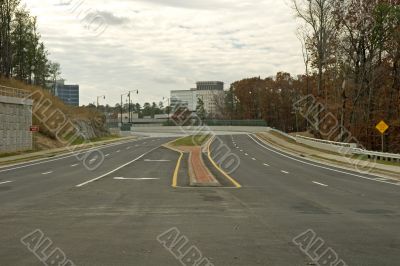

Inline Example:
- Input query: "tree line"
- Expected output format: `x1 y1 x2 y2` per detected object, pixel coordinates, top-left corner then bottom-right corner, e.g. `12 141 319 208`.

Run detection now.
0 0 61 88
223 0 399 152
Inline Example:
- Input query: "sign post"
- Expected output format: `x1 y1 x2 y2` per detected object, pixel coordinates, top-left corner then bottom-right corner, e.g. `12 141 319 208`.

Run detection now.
30 126 39 151
375 121 389 152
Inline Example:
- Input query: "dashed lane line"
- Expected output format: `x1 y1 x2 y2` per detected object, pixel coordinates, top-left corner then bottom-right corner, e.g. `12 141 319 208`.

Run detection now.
249 134 400 187
0 181 13 185
312 181 328 187
76 146 160 187
42 171 53 175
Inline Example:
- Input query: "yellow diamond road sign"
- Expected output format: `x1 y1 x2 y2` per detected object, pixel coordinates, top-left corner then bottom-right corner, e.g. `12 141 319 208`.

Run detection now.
376 120 389 134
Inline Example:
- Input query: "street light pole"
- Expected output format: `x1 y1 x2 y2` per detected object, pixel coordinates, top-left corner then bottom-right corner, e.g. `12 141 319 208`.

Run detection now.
128 90 139 124
96 95 106 108
163 97 170 124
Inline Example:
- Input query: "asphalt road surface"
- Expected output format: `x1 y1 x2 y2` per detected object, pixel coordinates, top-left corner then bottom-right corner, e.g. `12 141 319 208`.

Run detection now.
0 135 399 265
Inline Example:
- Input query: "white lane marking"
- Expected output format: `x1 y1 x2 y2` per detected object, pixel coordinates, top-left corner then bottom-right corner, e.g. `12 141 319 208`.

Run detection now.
71 164 79 167
89 158 97 162
126 147 131 150
143 142 147 144
0 139 141 174
135 145 139 147
245 153 248 156
252 158 256 161
240 150 243 152
116 150 121 153
76 146 160 187
144 159 171 162
313 181 328 187
0 181 13 185
281 170 289 174
42 171 53 175
236 147 240 149
113 177 160 180
105 154 110 157
249 134 400 187
373 178 389 181
263 163 270 167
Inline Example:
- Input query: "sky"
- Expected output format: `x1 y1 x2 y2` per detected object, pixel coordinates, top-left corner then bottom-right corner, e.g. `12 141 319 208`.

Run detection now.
22 0 305 106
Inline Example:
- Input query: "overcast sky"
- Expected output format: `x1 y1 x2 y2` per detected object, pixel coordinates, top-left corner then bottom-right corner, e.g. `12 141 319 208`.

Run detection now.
22 0 304 106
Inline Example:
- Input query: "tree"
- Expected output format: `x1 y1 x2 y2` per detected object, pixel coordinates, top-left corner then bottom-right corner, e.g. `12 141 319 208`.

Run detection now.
293 0 337 131
48 61 61 94
196 97 206 120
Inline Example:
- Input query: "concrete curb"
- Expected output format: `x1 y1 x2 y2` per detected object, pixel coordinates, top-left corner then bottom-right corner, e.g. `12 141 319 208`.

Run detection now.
0 136 139 168
188 147 220 187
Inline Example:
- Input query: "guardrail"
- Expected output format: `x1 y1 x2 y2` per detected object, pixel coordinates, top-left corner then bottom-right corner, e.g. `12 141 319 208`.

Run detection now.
268 127 400 163
267 127 297 141
352 148 400 163
0 85 31 99
296 135 358 148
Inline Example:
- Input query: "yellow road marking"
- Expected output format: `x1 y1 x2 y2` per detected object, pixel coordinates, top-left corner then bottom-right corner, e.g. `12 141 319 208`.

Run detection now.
163 136 187 188
172 151 183 188
207 136 242 188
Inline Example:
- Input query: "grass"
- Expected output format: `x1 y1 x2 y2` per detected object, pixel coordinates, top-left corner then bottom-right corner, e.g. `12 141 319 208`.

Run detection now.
0 150 35 158
171 135 210 147
65 134 121 146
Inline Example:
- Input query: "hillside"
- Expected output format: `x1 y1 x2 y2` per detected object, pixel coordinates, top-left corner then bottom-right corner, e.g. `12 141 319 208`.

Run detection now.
0 77 110 151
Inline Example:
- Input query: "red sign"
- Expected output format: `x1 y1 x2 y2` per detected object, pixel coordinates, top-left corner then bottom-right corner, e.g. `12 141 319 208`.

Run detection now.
30 126 39 132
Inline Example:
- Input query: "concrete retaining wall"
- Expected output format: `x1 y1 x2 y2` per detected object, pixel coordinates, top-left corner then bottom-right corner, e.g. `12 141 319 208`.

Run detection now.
0 96 33 153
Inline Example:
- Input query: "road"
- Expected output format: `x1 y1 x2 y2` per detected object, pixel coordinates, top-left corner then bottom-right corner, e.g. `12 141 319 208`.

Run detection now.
0 134 399 265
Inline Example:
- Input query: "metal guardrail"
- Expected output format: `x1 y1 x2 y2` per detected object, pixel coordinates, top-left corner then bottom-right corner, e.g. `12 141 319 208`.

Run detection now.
0 85 31 99
352 148 400 163
267 127 297 141
296 135 357 148
270 127 400 163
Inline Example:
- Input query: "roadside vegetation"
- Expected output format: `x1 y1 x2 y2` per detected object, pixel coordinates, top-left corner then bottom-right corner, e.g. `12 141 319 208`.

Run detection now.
171 135 211 147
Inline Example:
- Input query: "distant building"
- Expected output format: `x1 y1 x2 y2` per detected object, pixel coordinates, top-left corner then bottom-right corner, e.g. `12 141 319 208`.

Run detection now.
196 81 224 91
170 81 225 117
54 80 80 106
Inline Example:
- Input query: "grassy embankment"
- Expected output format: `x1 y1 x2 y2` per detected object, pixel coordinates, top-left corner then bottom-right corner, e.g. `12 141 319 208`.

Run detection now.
171 135 211 147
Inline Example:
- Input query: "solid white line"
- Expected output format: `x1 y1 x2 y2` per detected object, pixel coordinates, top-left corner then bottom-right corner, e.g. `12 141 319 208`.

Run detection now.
313 181 328 187
42 171 53 175
113 177 160 180
281 170 289 174
144 159 171 162
71 164 79 167
0 181 13 185
0 139 141 174
76 146 160 187
249 134 400 187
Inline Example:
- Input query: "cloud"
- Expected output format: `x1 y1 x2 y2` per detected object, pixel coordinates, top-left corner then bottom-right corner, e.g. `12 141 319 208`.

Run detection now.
93 11 130 25
21 0 305 106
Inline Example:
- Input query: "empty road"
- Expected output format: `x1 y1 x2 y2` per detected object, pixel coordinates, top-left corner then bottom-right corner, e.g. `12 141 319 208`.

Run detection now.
0 134 399 265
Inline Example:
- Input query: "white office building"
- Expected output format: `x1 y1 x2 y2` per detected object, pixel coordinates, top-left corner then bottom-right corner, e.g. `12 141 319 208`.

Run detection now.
170 81 225 117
